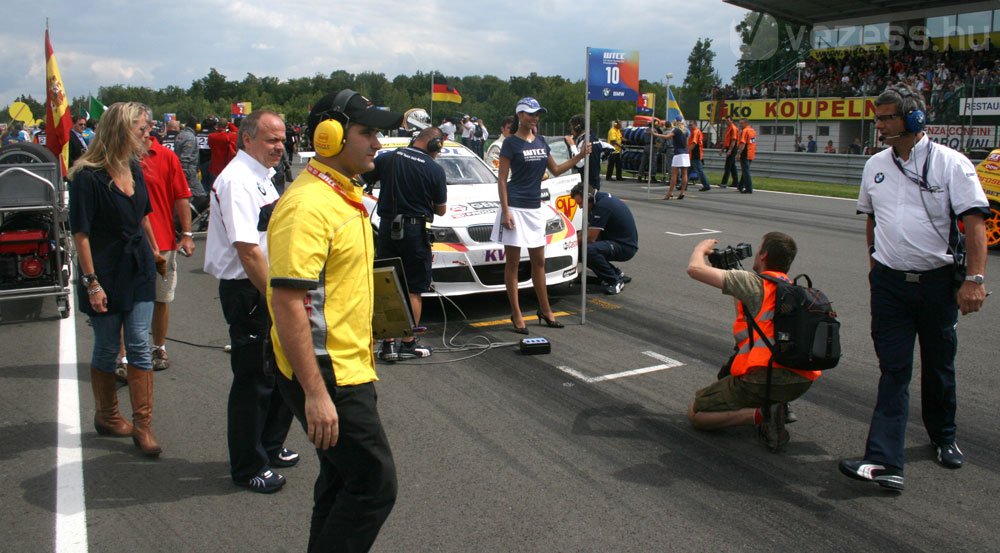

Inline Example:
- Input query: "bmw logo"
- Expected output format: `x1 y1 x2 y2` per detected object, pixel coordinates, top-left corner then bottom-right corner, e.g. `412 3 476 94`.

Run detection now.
602 88 611 97
874 172 884 183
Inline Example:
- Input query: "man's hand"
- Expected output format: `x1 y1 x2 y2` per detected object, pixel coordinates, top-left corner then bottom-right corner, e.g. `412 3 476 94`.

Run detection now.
696 238 718 256
305 390 339 449
178 235 196 257
687 239 725 289
154 253 168 277
957 281 986 315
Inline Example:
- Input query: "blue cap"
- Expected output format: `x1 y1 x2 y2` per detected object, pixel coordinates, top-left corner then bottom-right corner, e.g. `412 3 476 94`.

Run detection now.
515 97 547 114
674 115 683 122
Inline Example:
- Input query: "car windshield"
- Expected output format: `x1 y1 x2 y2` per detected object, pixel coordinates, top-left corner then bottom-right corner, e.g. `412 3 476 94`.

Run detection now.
373 145 497 186
544 136 570 177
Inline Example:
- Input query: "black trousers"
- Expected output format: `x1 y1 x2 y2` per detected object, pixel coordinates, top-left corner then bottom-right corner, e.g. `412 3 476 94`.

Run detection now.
278 368 396 553
863 263 959 469
218 278 294 482
606 152 622 180
721 152 739 185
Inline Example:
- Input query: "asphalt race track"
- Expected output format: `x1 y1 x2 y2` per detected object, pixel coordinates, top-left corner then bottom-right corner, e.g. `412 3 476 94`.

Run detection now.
3 174 999 552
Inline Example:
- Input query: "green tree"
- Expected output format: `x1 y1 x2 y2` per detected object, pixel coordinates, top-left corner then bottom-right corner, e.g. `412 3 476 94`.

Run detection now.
680 38 721 118
731 12 811 91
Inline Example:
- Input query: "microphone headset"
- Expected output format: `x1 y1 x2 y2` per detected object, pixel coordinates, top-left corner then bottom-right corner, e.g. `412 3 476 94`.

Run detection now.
313 89 360 157
878 84 926 141
407 128 444 154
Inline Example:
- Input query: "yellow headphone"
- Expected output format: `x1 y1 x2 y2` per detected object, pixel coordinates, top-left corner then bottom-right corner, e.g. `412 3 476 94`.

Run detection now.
313 89 359 158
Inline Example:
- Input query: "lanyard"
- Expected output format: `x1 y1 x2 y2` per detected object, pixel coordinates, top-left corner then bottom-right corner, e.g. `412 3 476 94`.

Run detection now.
304 163 367 216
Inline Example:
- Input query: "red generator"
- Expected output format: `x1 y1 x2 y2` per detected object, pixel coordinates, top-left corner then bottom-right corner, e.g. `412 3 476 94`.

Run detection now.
0 227 53 286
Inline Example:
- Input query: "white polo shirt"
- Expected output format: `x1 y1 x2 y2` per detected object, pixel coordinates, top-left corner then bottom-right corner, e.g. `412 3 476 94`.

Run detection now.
857 134 988 272
204 149 278 280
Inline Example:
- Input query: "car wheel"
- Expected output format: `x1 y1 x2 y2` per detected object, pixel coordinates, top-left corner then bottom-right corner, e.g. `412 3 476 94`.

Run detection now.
986 201 1000 250
0 142 60 166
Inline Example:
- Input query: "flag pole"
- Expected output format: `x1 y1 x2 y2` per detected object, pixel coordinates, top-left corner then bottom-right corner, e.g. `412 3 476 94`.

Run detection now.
429 73 434 124
581 48 591 324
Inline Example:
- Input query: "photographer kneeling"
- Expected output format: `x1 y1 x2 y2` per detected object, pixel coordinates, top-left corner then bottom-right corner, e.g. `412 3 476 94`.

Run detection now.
685 232 820 451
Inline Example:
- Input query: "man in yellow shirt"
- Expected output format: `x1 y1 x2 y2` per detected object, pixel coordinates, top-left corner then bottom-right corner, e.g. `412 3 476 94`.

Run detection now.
267 89 403 552
606 120 623 181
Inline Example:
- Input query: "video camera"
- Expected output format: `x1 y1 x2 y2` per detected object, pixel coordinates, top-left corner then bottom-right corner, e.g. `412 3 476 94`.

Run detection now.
708 243 753 270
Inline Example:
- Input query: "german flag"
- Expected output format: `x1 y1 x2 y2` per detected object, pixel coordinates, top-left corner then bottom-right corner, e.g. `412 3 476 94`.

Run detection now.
432 83 462 104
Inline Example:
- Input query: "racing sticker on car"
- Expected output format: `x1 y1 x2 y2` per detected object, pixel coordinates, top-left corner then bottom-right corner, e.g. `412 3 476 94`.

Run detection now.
450 201 500 219
555 194 578 221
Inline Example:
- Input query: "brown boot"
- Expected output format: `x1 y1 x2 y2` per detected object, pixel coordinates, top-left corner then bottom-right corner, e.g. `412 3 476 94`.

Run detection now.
91 367 133 437
126 365 162 457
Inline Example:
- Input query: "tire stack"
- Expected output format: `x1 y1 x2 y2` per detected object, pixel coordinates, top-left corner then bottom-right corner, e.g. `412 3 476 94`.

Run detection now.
621 126 648 173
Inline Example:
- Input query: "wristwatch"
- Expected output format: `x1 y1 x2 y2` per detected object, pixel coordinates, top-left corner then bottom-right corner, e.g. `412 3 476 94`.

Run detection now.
181 231 194 237
81 273 99 287
965 274 984 285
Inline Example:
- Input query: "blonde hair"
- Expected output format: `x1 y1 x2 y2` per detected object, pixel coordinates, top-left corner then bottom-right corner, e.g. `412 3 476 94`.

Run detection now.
67 102 147 180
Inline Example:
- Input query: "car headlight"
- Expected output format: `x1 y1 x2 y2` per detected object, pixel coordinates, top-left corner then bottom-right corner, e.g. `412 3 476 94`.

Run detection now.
430 226 461 243
544 217 565 236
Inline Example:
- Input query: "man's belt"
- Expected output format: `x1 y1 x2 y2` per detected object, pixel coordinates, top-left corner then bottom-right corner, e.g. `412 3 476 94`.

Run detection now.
400 216 428 225
875 261 953 283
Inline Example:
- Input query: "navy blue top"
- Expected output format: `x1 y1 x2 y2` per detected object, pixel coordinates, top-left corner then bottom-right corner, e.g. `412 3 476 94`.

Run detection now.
69 163 156 316
588 191 638 251
367 146 447 219
572 132 603 190
501 135 550 209
671 128 688 155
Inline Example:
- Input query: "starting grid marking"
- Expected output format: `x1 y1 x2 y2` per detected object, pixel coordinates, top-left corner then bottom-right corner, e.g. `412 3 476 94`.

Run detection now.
558 351 684 384
665 228 721 237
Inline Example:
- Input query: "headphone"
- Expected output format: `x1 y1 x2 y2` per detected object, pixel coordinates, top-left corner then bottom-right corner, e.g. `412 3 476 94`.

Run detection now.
313 89 359 157
892 85 926 134
408 128 444 154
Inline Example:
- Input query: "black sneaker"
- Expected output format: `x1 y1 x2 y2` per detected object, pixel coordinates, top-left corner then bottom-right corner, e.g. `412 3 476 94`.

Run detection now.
268 447 300 468
935 442 963 469
236 468 285 494
378 340 398 362
838 459 904 490
603 279 624 295
757 403 788 452
398 339 432 359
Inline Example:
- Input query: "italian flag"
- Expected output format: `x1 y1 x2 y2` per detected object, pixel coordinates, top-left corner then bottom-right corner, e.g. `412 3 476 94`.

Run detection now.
44 28 73 175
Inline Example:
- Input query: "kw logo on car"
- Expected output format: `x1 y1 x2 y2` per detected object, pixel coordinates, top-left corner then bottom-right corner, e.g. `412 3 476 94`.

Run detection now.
484 249 505 262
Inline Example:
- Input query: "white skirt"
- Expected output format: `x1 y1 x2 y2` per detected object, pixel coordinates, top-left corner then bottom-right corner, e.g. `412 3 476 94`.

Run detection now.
672 153 691 168
491 206 547 249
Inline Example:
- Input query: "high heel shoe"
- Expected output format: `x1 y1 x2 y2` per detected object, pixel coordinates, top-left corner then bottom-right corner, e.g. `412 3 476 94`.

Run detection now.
510 316 529 335
536 310 564 328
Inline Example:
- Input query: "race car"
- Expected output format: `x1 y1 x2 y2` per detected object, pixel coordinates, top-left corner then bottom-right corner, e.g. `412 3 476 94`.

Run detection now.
975 148 1000 249
362 137 580 296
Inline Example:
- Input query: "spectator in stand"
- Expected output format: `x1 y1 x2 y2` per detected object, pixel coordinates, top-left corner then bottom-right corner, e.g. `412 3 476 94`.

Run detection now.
736 118 756 194
825 140 836 154
719 115 739 188
606 120 623 181
208 119 238 182
806 135 817 153
138 104 195 373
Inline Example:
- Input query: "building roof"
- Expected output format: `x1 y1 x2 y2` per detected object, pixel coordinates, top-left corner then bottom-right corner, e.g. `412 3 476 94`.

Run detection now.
723 1 996 27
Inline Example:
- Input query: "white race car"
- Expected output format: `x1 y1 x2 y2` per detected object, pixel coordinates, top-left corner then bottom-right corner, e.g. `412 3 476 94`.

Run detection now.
363 137 580 296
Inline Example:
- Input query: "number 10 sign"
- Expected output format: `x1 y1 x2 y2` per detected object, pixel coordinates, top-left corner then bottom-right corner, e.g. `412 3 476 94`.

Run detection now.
586 48 639 102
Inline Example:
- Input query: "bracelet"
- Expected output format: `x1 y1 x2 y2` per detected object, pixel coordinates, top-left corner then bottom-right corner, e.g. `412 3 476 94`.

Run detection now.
181 231 193 237
87 286 103 295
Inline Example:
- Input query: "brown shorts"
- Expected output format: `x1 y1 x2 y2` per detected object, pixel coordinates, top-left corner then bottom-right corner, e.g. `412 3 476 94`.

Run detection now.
693 369 813 413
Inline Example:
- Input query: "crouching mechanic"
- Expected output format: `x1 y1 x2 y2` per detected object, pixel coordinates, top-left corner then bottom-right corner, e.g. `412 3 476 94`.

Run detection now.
364 126 447 361
267 90 402 552
685 233 820 451
570 183 637 295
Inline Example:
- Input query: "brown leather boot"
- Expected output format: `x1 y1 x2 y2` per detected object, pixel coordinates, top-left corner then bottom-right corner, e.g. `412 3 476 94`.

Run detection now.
126 365 162 457
90 367 133 437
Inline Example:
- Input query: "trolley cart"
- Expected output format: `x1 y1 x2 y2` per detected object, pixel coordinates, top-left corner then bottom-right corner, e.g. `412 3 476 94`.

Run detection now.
0 156 73 319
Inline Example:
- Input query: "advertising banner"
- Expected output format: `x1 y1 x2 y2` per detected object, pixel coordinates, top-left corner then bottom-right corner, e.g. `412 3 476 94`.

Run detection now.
700 97 877 121
587 48 639 102
960 97 1000 117
925 125 998 149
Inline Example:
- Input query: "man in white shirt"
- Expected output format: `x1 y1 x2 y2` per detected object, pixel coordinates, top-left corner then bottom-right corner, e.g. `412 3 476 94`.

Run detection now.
840 84 989 492
439 117 456 142
205 109 298 494
460 115 474 147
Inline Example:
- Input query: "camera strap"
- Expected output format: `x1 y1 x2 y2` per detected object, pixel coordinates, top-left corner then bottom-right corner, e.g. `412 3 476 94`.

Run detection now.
742 302 776 417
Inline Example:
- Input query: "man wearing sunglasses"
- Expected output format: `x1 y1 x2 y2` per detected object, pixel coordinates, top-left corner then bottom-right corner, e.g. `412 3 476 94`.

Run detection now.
840 84 989 492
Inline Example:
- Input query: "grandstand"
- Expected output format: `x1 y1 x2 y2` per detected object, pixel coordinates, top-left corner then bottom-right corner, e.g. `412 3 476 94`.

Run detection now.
705 1 999 155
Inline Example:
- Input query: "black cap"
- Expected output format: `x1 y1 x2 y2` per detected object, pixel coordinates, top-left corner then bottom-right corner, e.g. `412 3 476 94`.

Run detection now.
308 90 403 135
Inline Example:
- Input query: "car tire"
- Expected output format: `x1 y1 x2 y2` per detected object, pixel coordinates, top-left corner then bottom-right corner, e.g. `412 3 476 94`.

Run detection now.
0 142 60 167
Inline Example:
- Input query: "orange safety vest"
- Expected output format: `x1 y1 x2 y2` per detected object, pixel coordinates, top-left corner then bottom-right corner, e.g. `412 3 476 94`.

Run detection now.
724 123 739 149
688 127 704 160
739 126 757 160
731 271 821 381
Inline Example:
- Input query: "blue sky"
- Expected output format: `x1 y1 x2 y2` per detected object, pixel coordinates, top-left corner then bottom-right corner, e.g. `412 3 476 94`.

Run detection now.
6 0 751 109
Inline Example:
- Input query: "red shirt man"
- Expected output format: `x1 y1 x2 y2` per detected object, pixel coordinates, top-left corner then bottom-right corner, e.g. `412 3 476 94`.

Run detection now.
208 121 238 177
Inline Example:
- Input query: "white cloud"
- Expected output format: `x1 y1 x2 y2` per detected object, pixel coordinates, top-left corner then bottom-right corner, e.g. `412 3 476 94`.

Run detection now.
1 1 750 105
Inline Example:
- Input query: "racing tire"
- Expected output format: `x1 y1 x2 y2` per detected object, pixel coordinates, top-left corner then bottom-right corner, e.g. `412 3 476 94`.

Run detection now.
0 142 61 167
987 201 1000 250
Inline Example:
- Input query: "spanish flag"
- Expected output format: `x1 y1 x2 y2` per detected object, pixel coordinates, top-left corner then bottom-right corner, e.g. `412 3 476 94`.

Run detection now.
44 28 72 175
432 83 462 104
